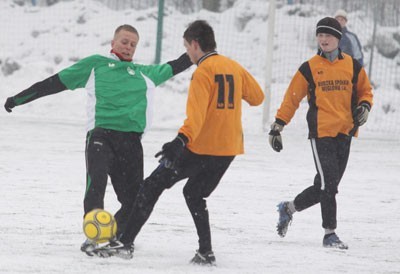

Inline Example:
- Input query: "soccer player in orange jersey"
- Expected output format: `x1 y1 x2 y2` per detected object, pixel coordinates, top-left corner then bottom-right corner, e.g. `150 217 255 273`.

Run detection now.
94 20 264 264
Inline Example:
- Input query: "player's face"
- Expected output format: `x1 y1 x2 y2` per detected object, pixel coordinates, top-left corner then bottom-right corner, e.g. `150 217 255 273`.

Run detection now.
184 39 199 64
317 33 339 53
111 30 139 60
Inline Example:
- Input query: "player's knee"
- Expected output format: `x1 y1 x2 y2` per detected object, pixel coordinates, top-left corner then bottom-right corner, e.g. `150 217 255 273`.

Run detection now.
183 185 199 206
322 186 338 198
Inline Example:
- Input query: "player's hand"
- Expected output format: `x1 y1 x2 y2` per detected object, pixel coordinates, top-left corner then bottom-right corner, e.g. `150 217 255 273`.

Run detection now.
155 134 188 169
4 97 16 113
353 102 370 126
268 120 285 152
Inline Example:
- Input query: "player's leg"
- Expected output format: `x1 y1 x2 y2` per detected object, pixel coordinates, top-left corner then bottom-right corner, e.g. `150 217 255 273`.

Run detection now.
276 140 324 237
118 161 185 247
322 134 351 249
84 128 113 215
109 132 143 238
82 128 114 255
309 136 348 249
183 155 234 265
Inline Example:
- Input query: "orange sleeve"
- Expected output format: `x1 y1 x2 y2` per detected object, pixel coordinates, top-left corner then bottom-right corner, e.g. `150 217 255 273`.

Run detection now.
178 69 211 143
356 67 373 107
241 69 265 106
275 70 309 125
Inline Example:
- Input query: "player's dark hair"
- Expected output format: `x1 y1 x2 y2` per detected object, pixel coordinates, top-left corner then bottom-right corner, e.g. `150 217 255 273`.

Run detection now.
183 20 216 52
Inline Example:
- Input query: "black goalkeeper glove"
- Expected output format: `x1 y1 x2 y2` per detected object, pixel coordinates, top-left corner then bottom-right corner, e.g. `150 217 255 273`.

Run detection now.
353 102 371 127
268 120 285 152
155 133 188 169
4 97 16 113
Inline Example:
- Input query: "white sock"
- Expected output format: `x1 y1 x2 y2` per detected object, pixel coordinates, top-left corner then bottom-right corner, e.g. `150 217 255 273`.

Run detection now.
287 201 297 214
325 229 335 235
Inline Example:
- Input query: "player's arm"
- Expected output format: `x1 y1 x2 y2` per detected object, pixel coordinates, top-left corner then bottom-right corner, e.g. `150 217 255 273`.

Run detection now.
167 53 193 76
4 55 96 113
155 68 207 170
269 67 308 152
138 53 192 87
352 65 373 127
355 66 373 108
241 69 265 106
4 74 67 112
178 69 210 144
275 70 308 125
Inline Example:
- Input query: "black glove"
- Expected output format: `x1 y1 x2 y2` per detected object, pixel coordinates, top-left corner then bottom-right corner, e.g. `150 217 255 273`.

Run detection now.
268 120 285 152
353 102 371 126
4 97 16 113
155 133 188 169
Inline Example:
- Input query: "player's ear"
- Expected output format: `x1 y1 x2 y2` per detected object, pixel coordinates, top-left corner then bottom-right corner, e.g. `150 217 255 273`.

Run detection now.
193 39 200 50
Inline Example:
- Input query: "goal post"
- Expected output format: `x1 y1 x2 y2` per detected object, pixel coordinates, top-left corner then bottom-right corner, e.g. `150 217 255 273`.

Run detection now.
262 0 276 131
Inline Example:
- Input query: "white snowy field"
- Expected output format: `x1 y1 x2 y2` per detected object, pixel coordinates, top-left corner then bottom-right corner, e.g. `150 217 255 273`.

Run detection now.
0 108 399 274
1 0 400 273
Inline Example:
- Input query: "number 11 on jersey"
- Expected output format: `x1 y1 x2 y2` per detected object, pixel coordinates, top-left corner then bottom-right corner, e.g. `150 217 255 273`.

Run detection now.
215 74 234 109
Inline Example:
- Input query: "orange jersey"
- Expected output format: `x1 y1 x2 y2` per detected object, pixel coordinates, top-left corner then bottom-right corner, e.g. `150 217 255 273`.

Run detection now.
178 52 264 156
276 51 373 138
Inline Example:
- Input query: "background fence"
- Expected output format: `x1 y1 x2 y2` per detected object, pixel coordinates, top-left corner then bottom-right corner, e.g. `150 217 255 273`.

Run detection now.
6 0 400 135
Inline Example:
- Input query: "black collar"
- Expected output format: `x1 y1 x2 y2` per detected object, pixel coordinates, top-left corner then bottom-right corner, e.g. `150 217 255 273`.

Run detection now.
197 51 218 65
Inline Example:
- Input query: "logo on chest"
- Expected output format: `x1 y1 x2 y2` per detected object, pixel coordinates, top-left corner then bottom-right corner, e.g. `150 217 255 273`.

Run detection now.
317 79 350 92
127 67 135 76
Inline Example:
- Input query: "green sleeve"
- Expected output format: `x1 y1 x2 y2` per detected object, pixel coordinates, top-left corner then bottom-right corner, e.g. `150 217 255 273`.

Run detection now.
137 63 174 86
58 55 99 90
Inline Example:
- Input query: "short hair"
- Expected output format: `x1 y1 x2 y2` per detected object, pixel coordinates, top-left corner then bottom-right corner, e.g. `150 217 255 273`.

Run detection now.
183 20 216 52
114 24 139 38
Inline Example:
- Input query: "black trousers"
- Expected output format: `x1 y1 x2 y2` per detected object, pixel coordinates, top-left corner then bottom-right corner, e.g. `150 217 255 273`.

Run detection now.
293 134 351 229
84 128 143 236
120 149 234 253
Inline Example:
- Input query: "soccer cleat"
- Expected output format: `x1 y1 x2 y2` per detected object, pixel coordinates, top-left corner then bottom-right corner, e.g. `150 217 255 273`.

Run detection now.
323 233 348 249
81 239 98 256
190 250 216 266
93 240 134 259
276 201 293 237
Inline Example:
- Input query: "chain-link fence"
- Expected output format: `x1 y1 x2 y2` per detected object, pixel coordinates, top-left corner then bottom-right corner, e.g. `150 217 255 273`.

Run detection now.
266 0 400 135
8 0 400 134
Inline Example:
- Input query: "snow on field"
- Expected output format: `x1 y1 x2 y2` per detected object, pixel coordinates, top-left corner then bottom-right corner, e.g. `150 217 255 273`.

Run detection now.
0 1 399 273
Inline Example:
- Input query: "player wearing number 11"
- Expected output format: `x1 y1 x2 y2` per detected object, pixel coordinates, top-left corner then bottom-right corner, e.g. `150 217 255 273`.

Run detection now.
97 20 264 264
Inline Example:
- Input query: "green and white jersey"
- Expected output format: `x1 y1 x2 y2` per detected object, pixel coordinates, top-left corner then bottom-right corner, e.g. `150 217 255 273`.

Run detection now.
58 54 174 133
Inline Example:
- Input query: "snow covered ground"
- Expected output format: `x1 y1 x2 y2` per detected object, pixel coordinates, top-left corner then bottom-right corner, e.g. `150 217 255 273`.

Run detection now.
1 113 399 274
1 0 399 273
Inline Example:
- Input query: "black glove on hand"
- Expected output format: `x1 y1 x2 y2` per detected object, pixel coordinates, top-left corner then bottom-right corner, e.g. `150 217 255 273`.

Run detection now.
353 102 371 126
155 133 188 169
268 120 285 152
4 97 16 113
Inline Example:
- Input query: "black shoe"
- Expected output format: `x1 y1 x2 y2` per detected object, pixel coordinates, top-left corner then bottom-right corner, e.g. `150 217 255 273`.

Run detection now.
190 250 216 266
323 233 348 250
80 239 98 256
93 240 134 259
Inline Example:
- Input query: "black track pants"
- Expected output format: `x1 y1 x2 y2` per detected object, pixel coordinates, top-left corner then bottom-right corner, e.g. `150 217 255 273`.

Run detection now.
120 149 234 253
294 134 351 229
84 128 143 236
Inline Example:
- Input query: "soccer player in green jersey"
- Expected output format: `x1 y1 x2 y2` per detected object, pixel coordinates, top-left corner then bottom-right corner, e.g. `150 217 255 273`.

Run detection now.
4 24 192 255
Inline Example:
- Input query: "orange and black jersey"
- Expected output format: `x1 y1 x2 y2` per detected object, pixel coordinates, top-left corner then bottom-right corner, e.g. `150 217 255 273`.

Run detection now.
276 50 373 138
178 52 264 156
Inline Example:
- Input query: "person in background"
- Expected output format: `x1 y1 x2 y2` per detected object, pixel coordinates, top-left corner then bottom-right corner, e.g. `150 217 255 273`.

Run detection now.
93 20 265 265
4 24 192 256
334 9 364 65
269 17 373 249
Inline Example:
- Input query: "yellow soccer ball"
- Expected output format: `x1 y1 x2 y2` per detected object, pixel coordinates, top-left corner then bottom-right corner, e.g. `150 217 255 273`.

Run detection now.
83 209 117 243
